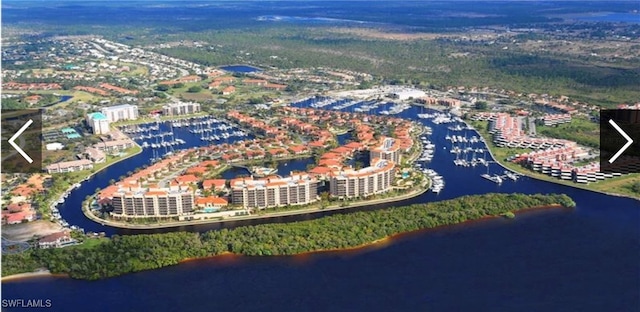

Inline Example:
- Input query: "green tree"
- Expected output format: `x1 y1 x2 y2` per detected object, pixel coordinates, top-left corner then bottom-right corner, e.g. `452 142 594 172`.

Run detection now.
475 101 488 110
155 85 170 92
187 86 202 93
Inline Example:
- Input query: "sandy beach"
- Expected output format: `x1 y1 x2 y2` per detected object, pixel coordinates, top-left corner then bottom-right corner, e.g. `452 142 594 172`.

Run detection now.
2 220 64 242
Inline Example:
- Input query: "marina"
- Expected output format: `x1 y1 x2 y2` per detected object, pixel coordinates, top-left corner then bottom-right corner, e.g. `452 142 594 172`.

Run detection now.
27 95 639 312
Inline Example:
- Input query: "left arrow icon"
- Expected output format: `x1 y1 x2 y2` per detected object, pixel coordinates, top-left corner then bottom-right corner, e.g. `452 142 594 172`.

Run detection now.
8 119 34 163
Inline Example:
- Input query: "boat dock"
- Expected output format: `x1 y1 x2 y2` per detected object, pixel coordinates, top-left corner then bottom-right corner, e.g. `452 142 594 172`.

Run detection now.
481 170 522 184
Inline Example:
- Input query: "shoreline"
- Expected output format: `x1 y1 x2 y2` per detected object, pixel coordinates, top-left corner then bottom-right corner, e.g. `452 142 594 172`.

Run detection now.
1 270 61 282
82 122 430 230
174 203 568 265
34 141 144 232
467 121 640 201
83 181 430 229
3 200 569 281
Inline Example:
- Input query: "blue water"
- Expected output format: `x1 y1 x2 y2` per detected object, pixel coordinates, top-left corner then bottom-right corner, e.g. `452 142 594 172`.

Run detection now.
576 13 640 24
59 95 73 102
3 104 639 311
219 65 262 73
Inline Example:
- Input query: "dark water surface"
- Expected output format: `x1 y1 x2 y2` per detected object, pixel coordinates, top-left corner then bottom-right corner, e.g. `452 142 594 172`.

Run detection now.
3 104 639 311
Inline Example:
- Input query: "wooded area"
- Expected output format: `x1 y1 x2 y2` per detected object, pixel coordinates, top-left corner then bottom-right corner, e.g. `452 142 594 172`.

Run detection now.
2 193 575 280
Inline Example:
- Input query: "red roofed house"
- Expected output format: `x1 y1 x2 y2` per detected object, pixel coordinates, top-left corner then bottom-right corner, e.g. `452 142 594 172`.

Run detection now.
203 179 227 191
243 79 267 86
195 196 228 209
2 209 36 225
174 174 199 185
222 86 236 95
288 145 309 155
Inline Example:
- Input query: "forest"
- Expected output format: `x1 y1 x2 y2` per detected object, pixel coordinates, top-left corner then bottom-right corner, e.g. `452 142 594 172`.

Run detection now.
2 193 576 280
3 2 639 107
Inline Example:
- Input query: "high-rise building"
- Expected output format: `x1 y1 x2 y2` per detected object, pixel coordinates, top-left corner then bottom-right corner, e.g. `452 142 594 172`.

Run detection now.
370 137 401 164
162 101 201 116
329 158 395 199
110 185 195 218
101 104 139 122
86 112 111 134
230 173 318 209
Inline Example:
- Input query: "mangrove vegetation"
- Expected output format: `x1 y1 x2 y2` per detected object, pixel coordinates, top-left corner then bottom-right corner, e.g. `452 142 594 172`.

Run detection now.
2 193 575 280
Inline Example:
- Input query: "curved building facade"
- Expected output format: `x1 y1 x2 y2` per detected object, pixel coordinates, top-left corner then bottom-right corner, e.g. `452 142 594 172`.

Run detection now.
329 158 395 199
231 173 318 209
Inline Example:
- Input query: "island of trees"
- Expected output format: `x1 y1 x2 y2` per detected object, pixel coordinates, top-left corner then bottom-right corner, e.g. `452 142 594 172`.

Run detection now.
2 193 575 280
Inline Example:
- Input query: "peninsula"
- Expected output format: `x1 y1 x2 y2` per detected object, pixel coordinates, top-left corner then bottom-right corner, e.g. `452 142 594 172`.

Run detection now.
2 193 576 280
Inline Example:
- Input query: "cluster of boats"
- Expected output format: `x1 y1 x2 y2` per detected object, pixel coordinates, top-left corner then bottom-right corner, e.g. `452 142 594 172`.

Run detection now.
353 101 383 112
141 139 186 149
51 183 84 231
130 132 174 140
380 103 411 115
423 169 445 193
199 130 247 141
187 119 248 142
170 117 225 128
331 99 361 110
446 134 482 144
189 123 232 133
417 112 461 124
121 123 160 134
481 170 521 184
418 136 435 162
127 115 251 149
453 157 490 167
308 97 335 109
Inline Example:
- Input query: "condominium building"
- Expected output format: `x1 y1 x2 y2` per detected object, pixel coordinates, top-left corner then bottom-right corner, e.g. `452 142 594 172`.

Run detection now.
110 185 195 218
329 158 395 199
230 173 318 209
370 137 401 164
92 139 135 152
45 159 94 174
101 104 139 122
162 101 201 116
540 114 572 126
86 112 110 134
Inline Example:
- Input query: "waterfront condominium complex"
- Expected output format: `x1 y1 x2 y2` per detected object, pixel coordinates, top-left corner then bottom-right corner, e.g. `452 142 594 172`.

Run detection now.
329 158 395 199
101 104 139 122
86 112 111 134
231 173 319 209
162 101 201 116
369 137 401 164
110 185 195 218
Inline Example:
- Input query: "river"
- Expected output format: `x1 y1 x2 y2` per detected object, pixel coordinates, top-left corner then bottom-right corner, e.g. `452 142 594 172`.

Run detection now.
3 103 639 311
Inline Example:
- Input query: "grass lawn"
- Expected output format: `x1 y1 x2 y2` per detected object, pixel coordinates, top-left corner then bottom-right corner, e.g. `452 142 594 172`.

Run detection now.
57 145 142 182
4 89 101 106
110 112 210 127
120 62 149 77
73 238 109 249
470 120 639 199
536 115 600 148
180 92 214 101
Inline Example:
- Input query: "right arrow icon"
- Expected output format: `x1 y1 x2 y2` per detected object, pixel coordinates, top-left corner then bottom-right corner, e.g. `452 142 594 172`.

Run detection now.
608 119 634 164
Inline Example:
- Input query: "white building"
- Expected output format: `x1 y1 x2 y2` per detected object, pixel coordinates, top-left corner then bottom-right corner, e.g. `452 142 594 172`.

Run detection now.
46 142 65 151
389 88 426 101
329 159 395 199
162 101 201 116
86 112 111 134
110 185 195 218
101 104 139 122
230 173 319 209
